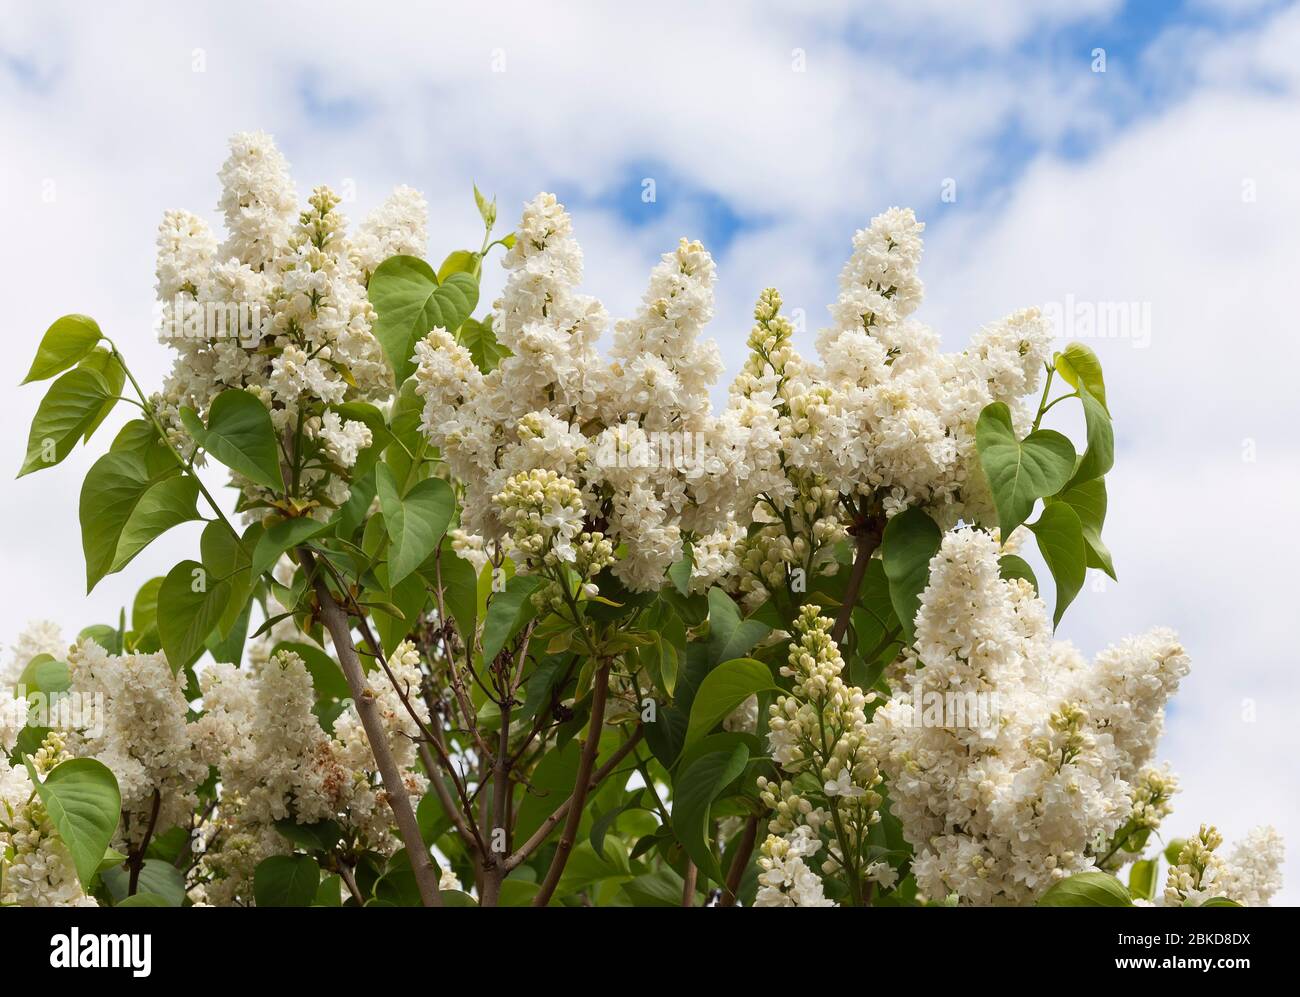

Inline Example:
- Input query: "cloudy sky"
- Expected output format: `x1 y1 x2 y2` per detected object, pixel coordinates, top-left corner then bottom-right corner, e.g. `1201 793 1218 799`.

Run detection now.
2 0 1297 902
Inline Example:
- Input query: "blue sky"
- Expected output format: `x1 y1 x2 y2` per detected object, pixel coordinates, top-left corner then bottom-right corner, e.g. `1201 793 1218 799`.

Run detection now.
2 0 1298 902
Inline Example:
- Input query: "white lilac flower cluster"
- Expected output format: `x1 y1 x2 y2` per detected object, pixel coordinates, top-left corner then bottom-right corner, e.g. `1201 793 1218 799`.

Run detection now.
0 616 432 906
753 606 883 907
64 639 208 849
1159 824 1284 907
414 198 1054 604
154 132 409 514
192 643 428 904
694 213 1053 606
865 528 1196 905
414 194 726 593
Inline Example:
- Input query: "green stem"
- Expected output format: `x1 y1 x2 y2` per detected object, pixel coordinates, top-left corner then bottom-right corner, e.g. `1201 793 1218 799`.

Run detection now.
1030 365 1056 431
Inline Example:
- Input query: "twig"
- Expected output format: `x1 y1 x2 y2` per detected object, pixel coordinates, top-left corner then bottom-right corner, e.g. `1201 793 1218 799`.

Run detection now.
127 789 162 896
532 662 612 907
296 546 442 907
505 723 643 873
718 815 760 907
682 862 698 907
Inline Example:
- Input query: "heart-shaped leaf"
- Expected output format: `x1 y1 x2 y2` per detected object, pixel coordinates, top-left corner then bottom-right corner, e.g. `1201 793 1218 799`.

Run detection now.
24 757 121 889
369 255 479 382
976 401 1075 537
376 464 454 587
254 854 321 907
1054 342 1108 413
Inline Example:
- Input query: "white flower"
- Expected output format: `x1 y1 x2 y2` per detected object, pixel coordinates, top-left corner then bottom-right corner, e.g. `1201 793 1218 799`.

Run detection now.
865 860 899 891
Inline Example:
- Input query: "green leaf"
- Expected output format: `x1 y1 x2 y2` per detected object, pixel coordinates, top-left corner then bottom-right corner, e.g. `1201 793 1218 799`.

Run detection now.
200 521 256 635
621 868 687 907
274 818 343 853
1198 897 1243 907
376 465 454 587
1054 342 1108 413
314 875 343 906
14 653 69 698
24 757 121 889
111 418 179 477
459 316 510 374
368 256 479 382
685 658 778 748
75 347 125 442
589 795 645 860
112 474 201 574
115 892 171 907
671 744 749 885
437 249 479 282
18 367 112 476
668 545 693 597
157 559 232 672
431 542 478 640
253 854 320 907
998 553 1039 593
1164 838 1187 865
1035 871 1132 907
481 573 546 664
975 402 1076 537
1053 477 1116 580
1029 502 1087 628
881 507 942 644
252 518 328 578
705 588 771 667
80 451 161 592
102 859 186 907
131 576 165 642
23 314 103 383
372 571 429 657
180 389 284 491
1067 385 1114 488
1129 858 1158 901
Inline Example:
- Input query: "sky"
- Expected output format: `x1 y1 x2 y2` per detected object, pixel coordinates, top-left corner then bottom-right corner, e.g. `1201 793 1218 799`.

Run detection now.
1 0 1297 903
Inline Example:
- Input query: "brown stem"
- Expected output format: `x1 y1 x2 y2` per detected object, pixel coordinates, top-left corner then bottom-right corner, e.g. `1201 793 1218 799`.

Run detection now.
338 862 364 905
296 547 442 907
718 815 760 907
830 522 884 647
418 741 481 858
682 862 698 907
532 660 611 907
481 696 514 907
506 724 643 875
127 789 162 896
